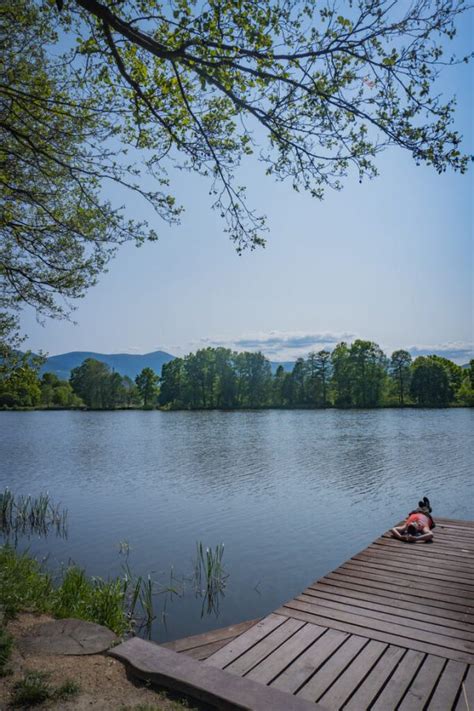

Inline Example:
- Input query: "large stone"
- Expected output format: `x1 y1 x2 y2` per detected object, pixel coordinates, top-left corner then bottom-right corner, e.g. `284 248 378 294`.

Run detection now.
18 618 118 656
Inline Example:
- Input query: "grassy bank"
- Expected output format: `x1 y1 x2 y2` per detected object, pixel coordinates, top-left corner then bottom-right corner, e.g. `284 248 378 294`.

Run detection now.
0 547 201 709
0 545 136 636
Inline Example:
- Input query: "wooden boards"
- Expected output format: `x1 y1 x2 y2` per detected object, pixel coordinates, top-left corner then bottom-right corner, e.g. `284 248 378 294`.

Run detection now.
203 517 474 709
161 618 261 660
110 636 325 711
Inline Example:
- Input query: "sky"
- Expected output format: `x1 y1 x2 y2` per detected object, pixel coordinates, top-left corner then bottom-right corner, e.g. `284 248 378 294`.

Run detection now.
20 9 473 364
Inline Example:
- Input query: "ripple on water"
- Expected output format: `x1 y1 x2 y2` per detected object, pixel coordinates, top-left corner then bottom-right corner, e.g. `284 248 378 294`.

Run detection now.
0 408 472 641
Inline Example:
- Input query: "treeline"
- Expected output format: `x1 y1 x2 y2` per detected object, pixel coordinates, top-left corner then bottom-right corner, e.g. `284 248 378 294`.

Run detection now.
0 354 159 410
158 342 474 409
1 342 473 410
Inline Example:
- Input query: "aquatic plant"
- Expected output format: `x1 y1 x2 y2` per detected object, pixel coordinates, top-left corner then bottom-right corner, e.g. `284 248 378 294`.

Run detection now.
122 561 183 638
193 542 228 617
0 489 67 540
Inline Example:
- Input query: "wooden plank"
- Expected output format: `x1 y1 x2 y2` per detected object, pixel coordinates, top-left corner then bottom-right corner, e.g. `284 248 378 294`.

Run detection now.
370 650 425 710
432 526 474 538
319 574 474 616
363 552 474 579
275 606 474 665
397 655 446 710
325 569 474 610
109 636 324 711
374 537 474 562
363 545 474 572
455 664 474 711
161 618 260 654
293 595 474 647
184 639 238 661
435 530 474 539
427 660 467 710
414 534 474 547
342 559 474 591
308 582 474 628
344 645 406 711
376 533 474 551
270 628 349 694
225 618 305 676
317 640 386 709
302 588 474 635
334 565 474 603
204 613 287 669
353 551 474 584
381 537 474 555
296 635 368 702
416 539 474 553
245 623 327 685
436 518 474 529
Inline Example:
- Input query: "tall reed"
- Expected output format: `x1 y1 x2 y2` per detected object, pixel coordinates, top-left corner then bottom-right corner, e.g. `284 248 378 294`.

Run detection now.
0 489 67 539
193 542 228 616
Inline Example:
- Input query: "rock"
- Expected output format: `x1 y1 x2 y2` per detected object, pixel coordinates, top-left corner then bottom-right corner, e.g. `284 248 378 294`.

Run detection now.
18 618 118 656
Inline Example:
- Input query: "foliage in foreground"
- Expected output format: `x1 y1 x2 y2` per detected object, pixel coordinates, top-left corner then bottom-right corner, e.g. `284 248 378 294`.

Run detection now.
0 546 130 635
119 696 198 711
0 626 13 677
0 546 53 622
1 0 471 348
10 670 79 707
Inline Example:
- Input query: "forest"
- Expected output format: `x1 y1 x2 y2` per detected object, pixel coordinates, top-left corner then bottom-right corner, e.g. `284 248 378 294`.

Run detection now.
1 341 473 410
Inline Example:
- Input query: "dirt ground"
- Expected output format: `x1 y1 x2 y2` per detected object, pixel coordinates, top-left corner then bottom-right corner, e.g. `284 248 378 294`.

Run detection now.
0 614 201 711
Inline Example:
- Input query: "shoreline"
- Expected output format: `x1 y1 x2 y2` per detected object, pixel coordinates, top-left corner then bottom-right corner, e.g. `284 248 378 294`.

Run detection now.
1 403 471 412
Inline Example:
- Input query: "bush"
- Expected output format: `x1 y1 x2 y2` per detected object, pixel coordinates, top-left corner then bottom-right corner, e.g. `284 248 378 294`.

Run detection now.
0 546 52 619
10 670 80 707
0 626 13 677
0 546 131 636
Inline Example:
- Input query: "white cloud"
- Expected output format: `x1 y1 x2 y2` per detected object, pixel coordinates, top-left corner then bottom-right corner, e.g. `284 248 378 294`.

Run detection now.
197 330 356 361
407 342 473 364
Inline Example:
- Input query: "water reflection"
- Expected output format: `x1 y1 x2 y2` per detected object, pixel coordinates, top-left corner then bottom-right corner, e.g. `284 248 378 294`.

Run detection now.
0 408 472 642
0 489 68 544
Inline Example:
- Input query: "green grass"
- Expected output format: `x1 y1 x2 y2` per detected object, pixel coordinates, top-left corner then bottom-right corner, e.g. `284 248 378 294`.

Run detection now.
10 670 80 707
0 546 53 620
0 545 160 636
0 626 13 677
119 697 198 711
11 671 52 707
55 678 81 700
53 566 130 635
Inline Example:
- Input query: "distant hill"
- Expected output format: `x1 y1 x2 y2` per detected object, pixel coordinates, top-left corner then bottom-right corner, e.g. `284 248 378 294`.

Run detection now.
39 349 297 380
41 350 175 380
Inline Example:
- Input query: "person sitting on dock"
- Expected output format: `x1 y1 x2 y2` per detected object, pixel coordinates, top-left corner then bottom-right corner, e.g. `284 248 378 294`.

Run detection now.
391 497 435 543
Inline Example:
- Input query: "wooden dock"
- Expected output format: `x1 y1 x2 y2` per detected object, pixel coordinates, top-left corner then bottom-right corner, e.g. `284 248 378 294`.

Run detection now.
111 517 474 710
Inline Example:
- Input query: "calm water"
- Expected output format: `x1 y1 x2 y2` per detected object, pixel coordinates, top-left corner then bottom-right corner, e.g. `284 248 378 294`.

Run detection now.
0 409 472 642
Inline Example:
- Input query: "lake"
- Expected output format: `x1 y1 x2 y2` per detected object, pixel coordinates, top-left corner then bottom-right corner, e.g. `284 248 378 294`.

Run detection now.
1 408 472 643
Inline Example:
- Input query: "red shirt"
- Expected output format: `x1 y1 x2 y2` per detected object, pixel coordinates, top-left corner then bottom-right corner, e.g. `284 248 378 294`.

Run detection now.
406 512 433 530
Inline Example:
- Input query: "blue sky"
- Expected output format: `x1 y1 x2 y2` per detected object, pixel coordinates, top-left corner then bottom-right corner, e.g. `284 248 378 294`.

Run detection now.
21 10 473 364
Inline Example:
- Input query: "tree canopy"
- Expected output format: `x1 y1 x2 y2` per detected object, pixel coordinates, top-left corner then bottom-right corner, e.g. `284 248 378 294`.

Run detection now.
1 346 472 410
1 0 472 344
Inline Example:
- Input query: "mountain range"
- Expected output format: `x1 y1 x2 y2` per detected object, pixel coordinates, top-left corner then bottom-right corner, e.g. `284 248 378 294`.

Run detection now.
40 350 296 379
40 350 175 380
